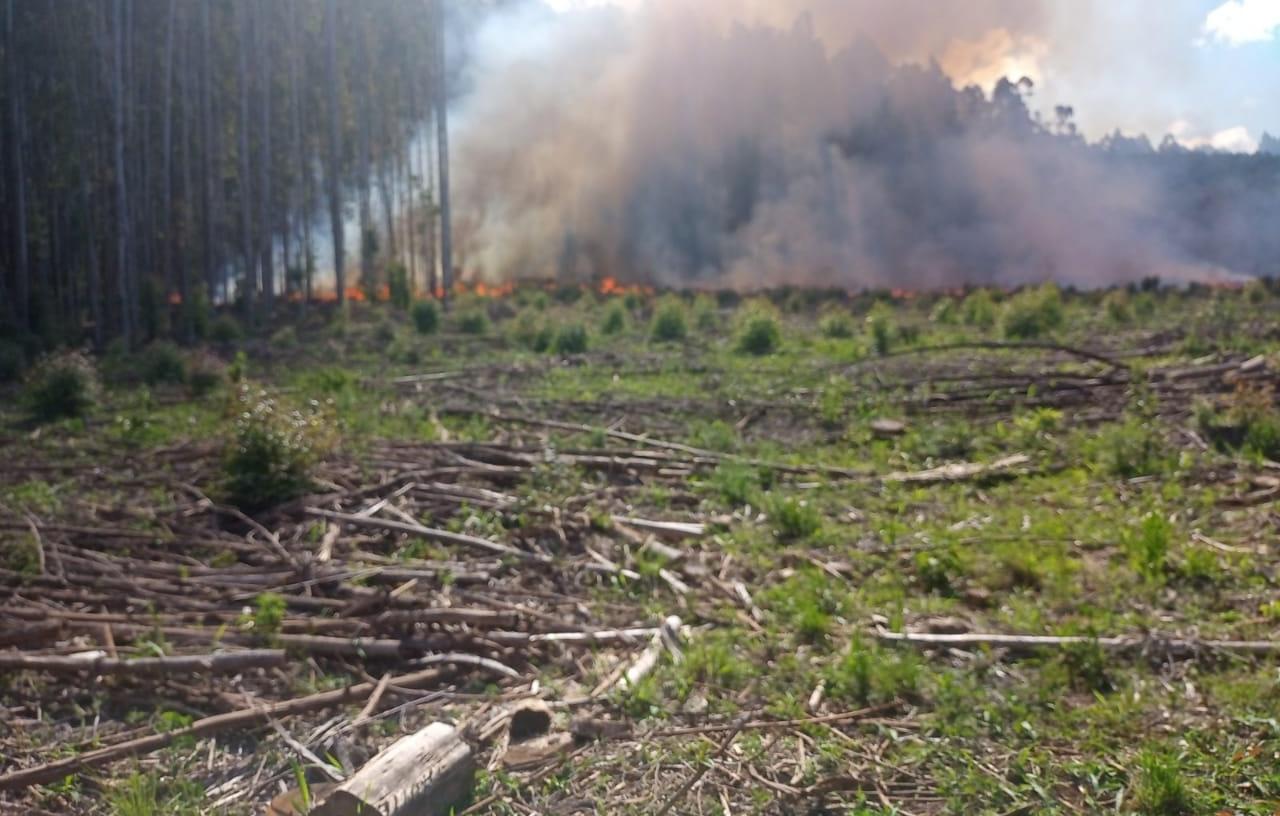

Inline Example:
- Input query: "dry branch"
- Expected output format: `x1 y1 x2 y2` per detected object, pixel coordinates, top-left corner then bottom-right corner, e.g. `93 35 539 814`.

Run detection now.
0 649 286 677
876 629 1280 657
0 667 452 792
305 508 547 563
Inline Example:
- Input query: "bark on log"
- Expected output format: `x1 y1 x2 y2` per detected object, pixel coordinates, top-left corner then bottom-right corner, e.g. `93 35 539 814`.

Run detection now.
311 722 475 816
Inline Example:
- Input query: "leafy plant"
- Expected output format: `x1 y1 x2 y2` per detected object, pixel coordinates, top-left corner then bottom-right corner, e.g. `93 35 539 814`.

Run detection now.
914 547 965 596
250 592 287 641
819 309 855 339
1094 418 1170 478
866 304 896 356
186 352 226 397
961 289 998 330
1103 289 1133 324
24 351 101 422
708 463 760 507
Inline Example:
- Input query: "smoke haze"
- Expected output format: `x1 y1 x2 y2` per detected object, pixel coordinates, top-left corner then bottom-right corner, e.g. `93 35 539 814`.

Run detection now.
453 0 1280 289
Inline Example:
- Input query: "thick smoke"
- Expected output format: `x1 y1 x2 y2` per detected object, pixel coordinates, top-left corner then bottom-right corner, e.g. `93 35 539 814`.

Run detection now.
453 0 1279 288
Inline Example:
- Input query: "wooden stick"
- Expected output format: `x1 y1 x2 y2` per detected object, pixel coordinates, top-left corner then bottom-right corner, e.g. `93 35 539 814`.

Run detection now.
305 508 548 563
876 629 1280 656
0 667 451 792
0 649 286 677
311 722 475 816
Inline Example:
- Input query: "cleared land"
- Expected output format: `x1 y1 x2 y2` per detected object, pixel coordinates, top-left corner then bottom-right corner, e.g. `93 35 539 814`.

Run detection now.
2 282 1280 815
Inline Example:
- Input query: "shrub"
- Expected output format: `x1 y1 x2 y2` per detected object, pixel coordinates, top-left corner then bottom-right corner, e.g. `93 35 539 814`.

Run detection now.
866 304 895 356
0 339 26 383
623 292 644 312
551 323 590 355
1244 278 1268 304
1197 383 1280 459
222 386 332 511
411 301 441 335
826 638 922 706
692 295 719 332
457 310 489 335
961 289 998 330
767 495 821 541
1103 290 1133 324
914 547 965 596
819 309 855 339
24 351 101 422
709 463 760 507
736 315 782 356
1095 418 1170 478
930 298 958 325
186 351 226 397
270 326 298 348
650 302 688 343
601 302 627 335
210 314 243 345
183 290 211 342
553 284 584 305
140 342 187 385
387 262 412 310
1002 283 1064 339
372 319 397 346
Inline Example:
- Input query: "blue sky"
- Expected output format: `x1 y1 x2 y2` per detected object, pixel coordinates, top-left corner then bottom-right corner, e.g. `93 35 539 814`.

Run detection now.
541 0 1280 149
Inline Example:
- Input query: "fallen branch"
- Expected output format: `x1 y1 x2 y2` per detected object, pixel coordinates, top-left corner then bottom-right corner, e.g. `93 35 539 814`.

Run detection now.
884 454 1032 485
876 628 1280 657
0 667 452 791
0 649 286 677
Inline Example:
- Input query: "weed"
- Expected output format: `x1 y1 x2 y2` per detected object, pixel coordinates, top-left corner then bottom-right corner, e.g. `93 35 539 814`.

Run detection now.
708 463 760 507
693 295 720 332
107 772 203 816
930 297 958 325
411 300 441 335
250 592 286 641
914 547 965 596
1060 639 1113 693
767 495 821 541
24 351 100 422
650 301 688 343
826 639 922 705
1125 513 1172 582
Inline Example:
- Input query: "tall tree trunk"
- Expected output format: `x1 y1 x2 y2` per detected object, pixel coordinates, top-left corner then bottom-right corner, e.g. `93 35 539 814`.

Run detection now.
324 0 345 306
112 0 133 346
236 0 255 321
434 0 453 308
257 0 274 316
200 0 217 303
160 0 177 299
6 0 30 333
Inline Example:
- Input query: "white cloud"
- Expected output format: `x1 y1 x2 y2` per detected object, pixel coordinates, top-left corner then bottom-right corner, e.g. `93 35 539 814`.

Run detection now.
1203 0 1280 45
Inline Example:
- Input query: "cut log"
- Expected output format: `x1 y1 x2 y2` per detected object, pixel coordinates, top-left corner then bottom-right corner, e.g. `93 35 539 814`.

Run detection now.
311 722 475 816
612 516 706 540
885 454 1031 485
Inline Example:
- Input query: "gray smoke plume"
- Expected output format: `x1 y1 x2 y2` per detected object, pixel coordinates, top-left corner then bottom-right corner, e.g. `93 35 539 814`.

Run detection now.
453 0 1279 289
